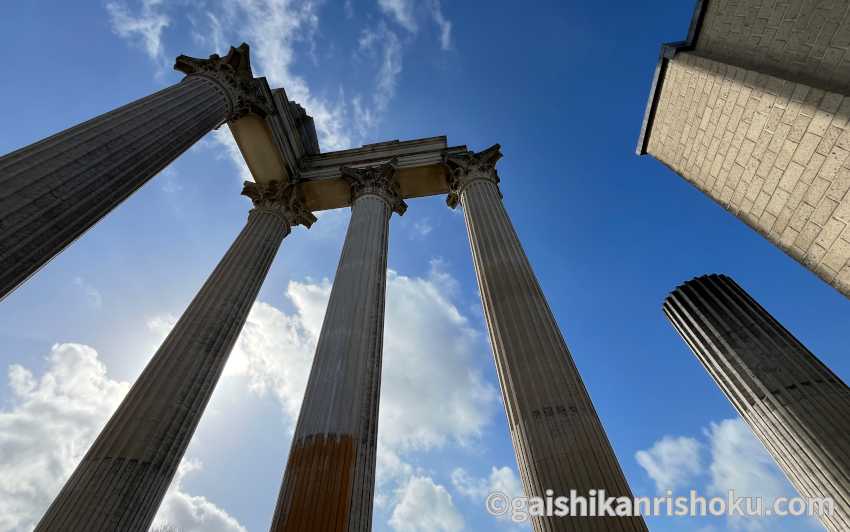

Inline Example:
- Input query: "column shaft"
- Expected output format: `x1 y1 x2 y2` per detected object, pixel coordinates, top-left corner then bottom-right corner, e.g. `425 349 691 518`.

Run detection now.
664 274 850 531
36 180 311 532
270 163 404 532
0 44 265 301
449 145 647 532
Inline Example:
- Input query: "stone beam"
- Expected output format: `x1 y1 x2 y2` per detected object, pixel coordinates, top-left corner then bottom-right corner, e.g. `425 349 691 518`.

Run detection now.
229 78 320 184
295 137 468 212
228 86 460 213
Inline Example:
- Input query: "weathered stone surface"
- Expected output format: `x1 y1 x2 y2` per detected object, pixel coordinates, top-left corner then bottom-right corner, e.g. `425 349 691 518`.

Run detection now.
35 182 309 532
0 44 264 302
270 161 402 532
647 51 850 298
694 0 850 94
447 145 647 532
664 274 850 531
640 0 850 299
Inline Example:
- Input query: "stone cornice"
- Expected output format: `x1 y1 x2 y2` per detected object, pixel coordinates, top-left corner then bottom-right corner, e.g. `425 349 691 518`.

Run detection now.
175 43 273 121
341 160 407 216
242 180 317 228
443 144 503 209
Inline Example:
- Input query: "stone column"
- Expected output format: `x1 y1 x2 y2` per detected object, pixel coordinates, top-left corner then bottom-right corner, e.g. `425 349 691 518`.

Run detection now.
664 274 850 531
35 181 314 532
0 43 271 301
269 161 405 532
447 145 647 532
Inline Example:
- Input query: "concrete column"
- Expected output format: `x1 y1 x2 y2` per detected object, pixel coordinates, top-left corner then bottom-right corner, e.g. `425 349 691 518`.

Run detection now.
35 181 314 532
664 274 850 531
447 145 647 532
270 161 405 532
0 44 270 301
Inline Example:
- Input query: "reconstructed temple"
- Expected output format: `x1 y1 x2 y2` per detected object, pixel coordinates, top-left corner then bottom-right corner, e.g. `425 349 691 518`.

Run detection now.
0 44 645 531
664 274 850 531
639 0 850 298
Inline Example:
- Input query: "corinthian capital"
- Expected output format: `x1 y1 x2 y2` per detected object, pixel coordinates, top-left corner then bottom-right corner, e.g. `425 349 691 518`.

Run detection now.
444 144 503 208
242 180 317 228
175 43 272 120
341 159 407 215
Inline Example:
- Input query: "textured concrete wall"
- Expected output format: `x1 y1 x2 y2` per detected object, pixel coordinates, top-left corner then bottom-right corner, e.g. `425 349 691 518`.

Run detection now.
647 52 850 296
694 0 850 93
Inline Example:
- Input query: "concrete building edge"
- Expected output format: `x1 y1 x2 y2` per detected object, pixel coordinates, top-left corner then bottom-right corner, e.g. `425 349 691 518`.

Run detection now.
636 0 708 155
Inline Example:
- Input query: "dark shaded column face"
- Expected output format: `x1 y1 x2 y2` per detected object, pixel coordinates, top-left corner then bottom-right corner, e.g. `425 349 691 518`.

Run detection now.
664 274 850 531
35 181 313 532
270 161 404 532
0 43 271 302
446 146 648 532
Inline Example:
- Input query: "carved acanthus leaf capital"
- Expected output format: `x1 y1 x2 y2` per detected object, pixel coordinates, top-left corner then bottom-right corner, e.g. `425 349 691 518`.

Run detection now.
444 144 503 208
175 43 272 120
241 180 316 228
341 159 407 216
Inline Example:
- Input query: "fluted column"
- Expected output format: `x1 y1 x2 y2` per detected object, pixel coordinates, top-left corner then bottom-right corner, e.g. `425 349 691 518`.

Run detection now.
0 43 271 301
270 161 405 532
447 145 647 532
664 274 850 531
35 181 314 532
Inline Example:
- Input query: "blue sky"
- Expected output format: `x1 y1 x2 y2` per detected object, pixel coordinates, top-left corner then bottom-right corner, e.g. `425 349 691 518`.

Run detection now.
1 1 848 531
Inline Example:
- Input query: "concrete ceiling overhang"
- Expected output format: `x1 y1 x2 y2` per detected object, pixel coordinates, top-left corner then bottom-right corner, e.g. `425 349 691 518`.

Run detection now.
230 77 468 213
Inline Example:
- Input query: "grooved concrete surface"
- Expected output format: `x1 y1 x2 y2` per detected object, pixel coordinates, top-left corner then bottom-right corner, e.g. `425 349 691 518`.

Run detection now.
460 176 647 532
271 192 393 532
35 207 290 532
665 274 850 531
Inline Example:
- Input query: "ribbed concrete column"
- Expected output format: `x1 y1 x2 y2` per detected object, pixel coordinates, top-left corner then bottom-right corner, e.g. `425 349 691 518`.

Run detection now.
664 274 850 531
447 145 647 532
36 181 314 532
270 161 405 532
0 43 270 301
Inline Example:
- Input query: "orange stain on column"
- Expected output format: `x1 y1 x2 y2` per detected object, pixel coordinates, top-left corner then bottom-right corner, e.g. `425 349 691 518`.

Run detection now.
272 434 356 532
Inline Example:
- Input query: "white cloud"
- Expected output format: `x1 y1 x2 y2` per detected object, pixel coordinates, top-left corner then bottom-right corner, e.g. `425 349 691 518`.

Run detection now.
451 466 526 527
217 262 498 521
0 344 130 531
411 218 433 238
376 0 452 50
146 313 178 341
637 418 820 531
354 23 403 135
430 0 452 50
705 418 805 531
380 267 497 452
153 460 246 532
389 476 464 532
378 0 418 33
227 292 324 420
376 28 403 113
213 128 253 182
0 343 243 532
73 276 103 309
220 0 351 151
635 435 702 492
451 466 523 501
226 264 497 450
705 419 788 501
107 0 453 173
106 0 170 68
